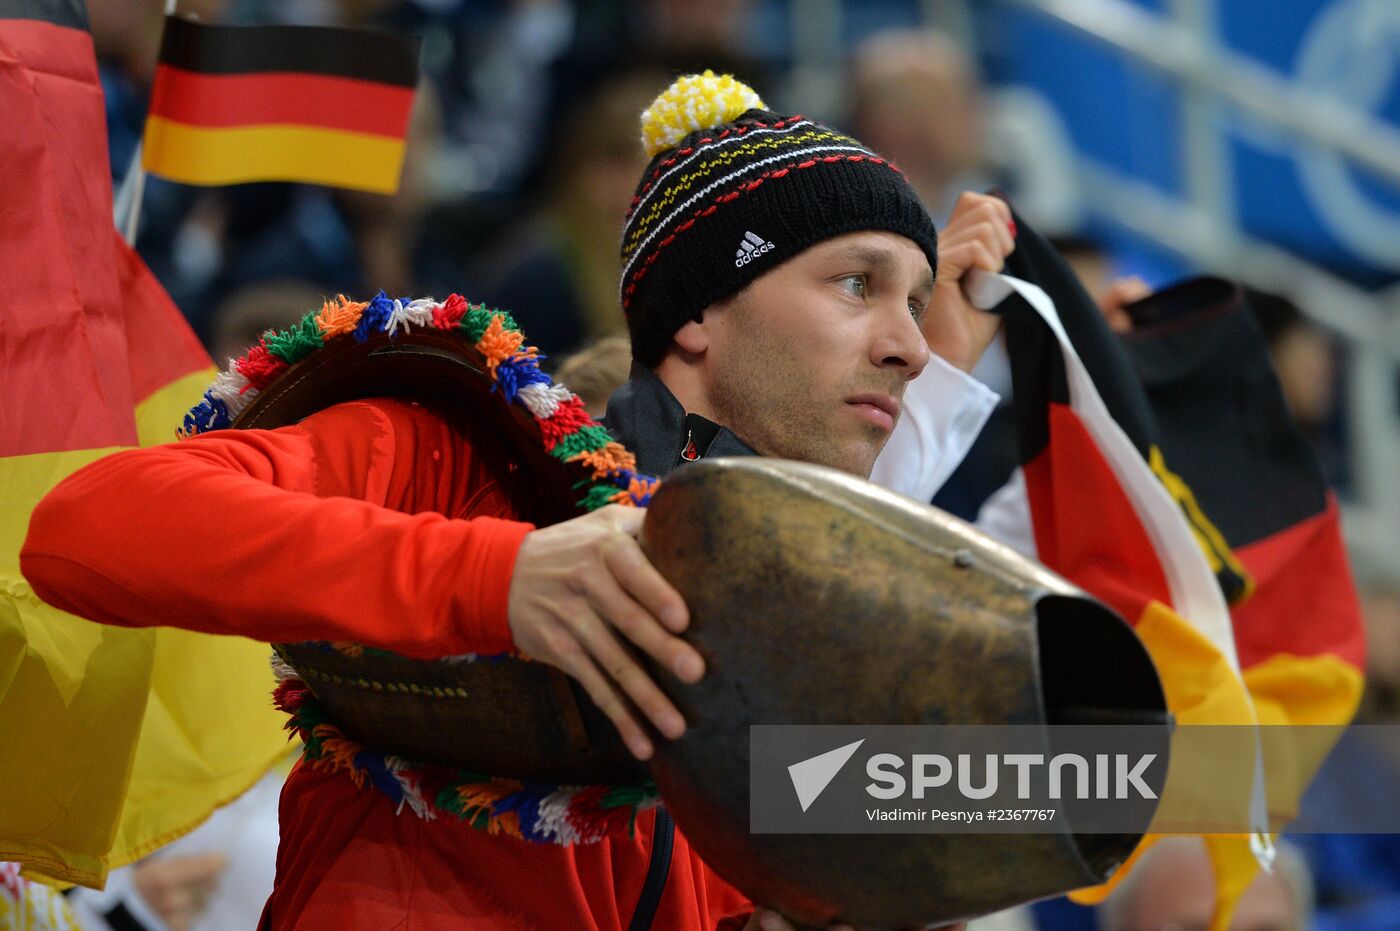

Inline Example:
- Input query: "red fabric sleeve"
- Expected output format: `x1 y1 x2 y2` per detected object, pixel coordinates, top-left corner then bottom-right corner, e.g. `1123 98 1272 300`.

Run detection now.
20 398 532 658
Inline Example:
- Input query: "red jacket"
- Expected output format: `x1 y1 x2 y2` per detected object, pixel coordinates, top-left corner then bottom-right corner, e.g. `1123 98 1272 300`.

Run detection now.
22 397 751 930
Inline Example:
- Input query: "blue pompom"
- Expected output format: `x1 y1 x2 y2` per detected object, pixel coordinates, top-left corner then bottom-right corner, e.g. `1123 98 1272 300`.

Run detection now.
493 355 550 401
356 752 405 804
181 394 231 435
354 291 396 342
494 786 549 841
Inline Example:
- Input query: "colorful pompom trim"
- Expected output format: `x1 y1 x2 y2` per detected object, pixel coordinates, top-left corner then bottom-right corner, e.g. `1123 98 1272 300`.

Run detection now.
272 656 660 841
184 292 665 842
179 291 658 513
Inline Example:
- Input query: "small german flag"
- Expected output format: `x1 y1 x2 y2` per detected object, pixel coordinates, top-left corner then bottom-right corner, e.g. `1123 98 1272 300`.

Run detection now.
142 16 420 194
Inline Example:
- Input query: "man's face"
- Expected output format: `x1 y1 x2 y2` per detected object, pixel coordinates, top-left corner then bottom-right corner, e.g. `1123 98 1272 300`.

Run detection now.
701 230 932 477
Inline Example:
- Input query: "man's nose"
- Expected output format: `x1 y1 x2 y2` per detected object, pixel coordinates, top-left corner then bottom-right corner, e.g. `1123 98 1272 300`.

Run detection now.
872 303 930 379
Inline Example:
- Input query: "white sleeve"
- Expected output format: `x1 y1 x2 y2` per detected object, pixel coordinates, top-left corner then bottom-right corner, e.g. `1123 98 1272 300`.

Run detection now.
973 468 1038 559
870 351 1001 502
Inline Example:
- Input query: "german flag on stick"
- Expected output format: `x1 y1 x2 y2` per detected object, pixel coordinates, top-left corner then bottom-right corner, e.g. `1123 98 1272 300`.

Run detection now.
142 16 420 193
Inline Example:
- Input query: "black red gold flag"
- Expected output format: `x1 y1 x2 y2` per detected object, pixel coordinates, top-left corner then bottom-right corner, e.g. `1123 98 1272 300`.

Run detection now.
1122 277 1365 725
981 214 1363 930
143 16 420 193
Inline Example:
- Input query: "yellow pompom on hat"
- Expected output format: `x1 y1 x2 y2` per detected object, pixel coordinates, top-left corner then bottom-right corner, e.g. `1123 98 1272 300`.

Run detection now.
639 70 766 157
620 70 938 366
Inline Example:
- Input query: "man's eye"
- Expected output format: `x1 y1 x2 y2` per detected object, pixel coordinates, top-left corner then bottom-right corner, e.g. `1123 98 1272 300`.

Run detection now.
839 275 867 298
909 299 925 321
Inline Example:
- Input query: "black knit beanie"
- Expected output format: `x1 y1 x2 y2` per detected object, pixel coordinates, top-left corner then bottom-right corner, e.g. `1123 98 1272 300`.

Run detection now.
620 71 938 366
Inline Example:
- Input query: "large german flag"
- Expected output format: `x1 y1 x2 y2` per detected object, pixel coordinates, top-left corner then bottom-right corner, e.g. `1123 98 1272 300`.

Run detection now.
1122 276 1366 790
2 1 287 887
971 212 1363 930
142 16 420 193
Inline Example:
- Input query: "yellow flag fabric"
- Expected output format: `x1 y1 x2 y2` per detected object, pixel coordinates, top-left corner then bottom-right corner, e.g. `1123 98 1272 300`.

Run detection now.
2 371 290 887
1067 606 1364 929
1068 601 1257 910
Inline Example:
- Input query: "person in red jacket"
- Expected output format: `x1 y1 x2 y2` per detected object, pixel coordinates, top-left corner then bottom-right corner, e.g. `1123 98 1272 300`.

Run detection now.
22 72 1012 930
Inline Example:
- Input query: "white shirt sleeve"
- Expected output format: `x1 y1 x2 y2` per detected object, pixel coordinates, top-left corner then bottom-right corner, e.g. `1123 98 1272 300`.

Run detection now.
870 350 1001 502
973 467 1038 559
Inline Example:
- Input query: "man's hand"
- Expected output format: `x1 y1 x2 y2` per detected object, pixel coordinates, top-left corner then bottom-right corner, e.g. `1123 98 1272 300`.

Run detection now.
743 907 968 931
1095 275 1153 333
508 505 704 760
923 192 1016 373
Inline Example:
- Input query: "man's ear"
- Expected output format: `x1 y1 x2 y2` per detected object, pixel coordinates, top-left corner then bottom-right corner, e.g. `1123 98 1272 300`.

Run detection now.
672 315 710 355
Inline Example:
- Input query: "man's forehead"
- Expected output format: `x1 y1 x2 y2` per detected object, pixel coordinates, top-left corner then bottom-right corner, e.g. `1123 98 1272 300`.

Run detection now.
806 233 934 284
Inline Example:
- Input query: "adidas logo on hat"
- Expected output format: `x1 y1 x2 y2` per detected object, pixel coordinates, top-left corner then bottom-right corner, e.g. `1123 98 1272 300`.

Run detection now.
734 230 775 267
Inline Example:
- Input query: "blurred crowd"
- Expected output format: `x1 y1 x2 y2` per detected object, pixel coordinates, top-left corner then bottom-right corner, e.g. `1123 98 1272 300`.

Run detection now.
104 0 1002 363
104 0 1356 490
60 1 1399 929
103 0 789 359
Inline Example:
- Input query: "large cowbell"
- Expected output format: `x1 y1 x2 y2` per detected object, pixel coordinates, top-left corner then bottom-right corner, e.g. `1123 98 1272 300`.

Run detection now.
638 457 1169 930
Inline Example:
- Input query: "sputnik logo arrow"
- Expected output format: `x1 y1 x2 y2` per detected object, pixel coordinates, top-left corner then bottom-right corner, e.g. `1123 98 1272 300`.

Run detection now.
788 739 865 812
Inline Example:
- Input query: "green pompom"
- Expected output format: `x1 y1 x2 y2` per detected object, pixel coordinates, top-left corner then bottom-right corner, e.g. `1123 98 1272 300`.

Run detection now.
460 307 519 343
577 483 622 512
265 312 324 364
602 780 658 809
550 425 614 461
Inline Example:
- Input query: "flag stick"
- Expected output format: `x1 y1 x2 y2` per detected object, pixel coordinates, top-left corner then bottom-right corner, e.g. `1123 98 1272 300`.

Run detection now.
116 143 146 243
117 0 178 243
